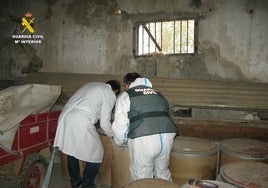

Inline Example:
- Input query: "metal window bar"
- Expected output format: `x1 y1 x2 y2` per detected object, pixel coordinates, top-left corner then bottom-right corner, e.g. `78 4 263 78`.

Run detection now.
173 20 176 54
138 19 194 55
187 20 189 53
186 20 189 53
180 21 182 54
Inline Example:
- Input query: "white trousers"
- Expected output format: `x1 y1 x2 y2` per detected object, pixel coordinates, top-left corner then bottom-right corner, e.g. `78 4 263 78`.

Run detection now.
128 133 176 182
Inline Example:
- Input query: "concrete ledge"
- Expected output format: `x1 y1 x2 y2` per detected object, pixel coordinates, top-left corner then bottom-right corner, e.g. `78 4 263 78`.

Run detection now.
173 117 268 142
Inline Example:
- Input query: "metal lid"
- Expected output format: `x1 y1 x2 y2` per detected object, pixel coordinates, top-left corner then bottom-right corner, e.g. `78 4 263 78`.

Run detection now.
173 136 218 155
128 178 179 188
220 138 268 157
181 180 237 188
220 161 268 188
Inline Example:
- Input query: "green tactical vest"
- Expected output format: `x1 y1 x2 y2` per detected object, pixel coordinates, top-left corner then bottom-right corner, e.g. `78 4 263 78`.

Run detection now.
126 85 177 139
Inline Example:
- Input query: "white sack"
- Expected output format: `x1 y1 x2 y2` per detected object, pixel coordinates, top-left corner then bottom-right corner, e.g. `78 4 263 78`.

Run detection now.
0 84 62 153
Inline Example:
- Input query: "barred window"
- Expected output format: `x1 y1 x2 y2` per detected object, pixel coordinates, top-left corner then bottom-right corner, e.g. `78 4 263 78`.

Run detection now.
135 19 196 56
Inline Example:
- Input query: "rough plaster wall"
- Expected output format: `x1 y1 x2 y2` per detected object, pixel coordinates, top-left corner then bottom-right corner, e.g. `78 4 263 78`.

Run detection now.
0 40 35 78
109 17 137 75
42 0 136 75
43 0 115 73
0 0 134 76
117 0 268 82
116 0 203 14
0 0 48 79
199 0 268 82
0 0 267 83
137 54 221 80
201 42 247 81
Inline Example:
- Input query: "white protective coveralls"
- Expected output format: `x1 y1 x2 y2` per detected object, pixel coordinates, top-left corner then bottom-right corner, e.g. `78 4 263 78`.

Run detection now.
53 82 115 162
112 78 176 181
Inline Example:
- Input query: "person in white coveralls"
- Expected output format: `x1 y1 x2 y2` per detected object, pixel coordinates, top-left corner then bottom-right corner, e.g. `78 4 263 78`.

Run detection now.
112 72 177 182
53 80 120 188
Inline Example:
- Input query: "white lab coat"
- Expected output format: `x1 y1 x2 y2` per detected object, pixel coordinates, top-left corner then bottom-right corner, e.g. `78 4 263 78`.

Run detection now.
53 82 115 163
112 78 176 181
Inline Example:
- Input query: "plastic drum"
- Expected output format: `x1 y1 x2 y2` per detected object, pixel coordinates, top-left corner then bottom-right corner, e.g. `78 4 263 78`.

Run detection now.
111 142 131 188
181 180 236 188
95 128 112 186
219 161 268 188
127 178 180 188
219 138 268 167
170 136 218 185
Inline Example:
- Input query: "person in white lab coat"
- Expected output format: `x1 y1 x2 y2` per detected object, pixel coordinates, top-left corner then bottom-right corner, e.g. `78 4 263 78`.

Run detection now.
53 80 120 188
112 72 177 182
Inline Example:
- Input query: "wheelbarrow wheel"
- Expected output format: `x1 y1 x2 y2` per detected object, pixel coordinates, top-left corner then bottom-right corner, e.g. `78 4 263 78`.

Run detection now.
17 153 48 188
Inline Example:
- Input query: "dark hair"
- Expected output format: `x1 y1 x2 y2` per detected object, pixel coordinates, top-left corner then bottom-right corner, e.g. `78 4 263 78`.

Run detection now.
123 72 141 84
106 79 121 96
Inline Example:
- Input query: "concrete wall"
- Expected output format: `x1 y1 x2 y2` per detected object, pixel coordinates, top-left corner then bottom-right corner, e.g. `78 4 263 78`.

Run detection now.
0 0 267 82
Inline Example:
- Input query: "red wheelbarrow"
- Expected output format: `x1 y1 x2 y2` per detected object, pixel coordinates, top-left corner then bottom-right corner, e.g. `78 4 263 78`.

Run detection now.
0 111 61 188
